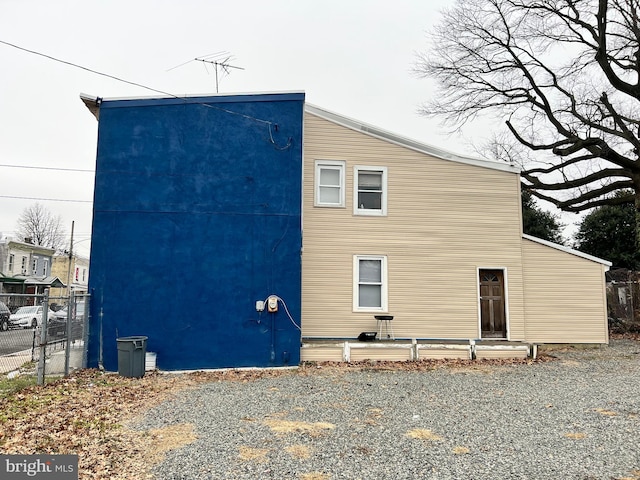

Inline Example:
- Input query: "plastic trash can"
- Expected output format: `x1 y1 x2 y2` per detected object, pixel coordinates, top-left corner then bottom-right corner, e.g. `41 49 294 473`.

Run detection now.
116 336 148 378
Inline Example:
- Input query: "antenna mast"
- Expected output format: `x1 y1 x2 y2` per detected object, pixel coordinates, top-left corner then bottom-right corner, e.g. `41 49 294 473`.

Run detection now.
194 52 244 93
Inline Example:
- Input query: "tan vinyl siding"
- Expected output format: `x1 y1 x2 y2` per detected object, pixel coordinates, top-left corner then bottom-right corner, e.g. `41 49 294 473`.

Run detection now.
349 347 412 362
302 112 526 341
416 346 472 360
522 238 608 343
301 347 343 362
474 346 529 359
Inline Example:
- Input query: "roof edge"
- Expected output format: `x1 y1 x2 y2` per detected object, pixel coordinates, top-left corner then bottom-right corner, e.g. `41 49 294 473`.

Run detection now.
80 93 100 120
80 91 305 120
522 233 613 267
305 104 520 174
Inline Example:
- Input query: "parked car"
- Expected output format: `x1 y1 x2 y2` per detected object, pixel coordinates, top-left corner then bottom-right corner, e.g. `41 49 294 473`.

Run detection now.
9 306 54 329
48 301 86 340
51 301 85 321
0 302 10 331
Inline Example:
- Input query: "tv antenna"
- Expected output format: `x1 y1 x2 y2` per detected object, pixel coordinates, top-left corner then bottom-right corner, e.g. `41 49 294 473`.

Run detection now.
168 51 244 93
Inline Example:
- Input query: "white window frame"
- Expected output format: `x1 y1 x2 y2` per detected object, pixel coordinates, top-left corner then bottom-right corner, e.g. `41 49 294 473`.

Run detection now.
353 255 388 312
21 256 27 274
42 259 49 276
354 166 387 216
32 258 37 275
315 160 345 207
8 254 14 272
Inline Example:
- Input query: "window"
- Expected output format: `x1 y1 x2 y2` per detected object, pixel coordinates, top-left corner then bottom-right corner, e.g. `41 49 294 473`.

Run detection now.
8 254 14 272
353 255 388 311
354 166 387 215
315 160 345 207
21 256 27 274
32 258 37 275
42 259 49 276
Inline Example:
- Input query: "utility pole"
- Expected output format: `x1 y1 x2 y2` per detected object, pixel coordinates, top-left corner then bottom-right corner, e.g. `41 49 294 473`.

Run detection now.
66 221 74 297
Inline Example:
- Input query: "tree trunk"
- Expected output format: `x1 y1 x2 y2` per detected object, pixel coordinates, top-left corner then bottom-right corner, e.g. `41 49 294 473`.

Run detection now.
636 184 640 259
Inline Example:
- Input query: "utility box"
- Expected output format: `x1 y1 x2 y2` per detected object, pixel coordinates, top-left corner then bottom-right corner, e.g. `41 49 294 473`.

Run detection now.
116 336 148 378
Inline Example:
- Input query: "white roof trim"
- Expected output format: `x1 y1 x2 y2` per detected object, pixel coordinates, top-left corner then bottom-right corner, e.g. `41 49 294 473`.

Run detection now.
305 104 520 174
523 233 612 267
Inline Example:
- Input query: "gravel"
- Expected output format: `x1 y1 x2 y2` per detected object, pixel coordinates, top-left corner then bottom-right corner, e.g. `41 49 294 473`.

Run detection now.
134 339 640 479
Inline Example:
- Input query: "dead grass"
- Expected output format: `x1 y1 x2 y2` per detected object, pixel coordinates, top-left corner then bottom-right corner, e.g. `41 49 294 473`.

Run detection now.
286 444 312 459
406 428 443 442
143 423 197 465
453 446 470 454
564 432 588 440
263 419 335 437
299 473 330 480
594 408 618 416
238 446 269 463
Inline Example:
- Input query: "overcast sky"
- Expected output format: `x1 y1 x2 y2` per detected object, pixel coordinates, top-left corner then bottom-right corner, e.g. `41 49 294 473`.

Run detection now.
1 0 566 258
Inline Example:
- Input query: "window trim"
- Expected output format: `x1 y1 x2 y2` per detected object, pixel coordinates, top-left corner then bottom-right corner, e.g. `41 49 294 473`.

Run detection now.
353 166 387 216
314 160 346 208
353 255 388 312
8 254 14 272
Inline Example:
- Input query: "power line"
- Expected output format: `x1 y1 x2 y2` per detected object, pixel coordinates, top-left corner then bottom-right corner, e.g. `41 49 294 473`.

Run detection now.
0 39 279 129
0 163 94 173
0 195 92 203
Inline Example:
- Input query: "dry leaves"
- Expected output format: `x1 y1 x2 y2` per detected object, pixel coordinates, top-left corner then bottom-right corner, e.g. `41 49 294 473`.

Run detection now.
0 368 291 479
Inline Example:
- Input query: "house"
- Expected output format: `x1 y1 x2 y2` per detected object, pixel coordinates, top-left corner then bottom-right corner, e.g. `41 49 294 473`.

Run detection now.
81 92 610 370
81 92 304 371
0 236 65 308
300 106 611 361
49 253 90 298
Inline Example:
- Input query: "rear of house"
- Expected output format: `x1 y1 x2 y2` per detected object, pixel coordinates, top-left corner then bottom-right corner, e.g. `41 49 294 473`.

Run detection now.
301 105 610 361
82 93 610 369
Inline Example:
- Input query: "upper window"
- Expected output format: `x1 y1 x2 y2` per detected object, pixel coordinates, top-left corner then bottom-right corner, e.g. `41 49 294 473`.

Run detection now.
315 160 345 207
42 259 49 276
353 255 388 312
8 254 14 272
354 166 387 216
32 258 37 275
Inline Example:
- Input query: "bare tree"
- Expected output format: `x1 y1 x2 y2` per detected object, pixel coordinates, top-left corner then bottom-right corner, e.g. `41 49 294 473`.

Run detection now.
16 203 66 251
416 0 640 242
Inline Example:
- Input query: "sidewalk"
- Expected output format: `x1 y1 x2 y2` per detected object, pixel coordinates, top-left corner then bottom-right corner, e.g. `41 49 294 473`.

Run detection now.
0 341 84 375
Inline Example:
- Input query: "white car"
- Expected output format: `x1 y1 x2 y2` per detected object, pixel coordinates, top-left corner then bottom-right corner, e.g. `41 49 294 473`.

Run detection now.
9 306 54 329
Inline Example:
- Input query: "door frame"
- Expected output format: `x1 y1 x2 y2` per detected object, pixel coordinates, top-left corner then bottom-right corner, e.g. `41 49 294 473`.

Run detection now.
476 267 510 340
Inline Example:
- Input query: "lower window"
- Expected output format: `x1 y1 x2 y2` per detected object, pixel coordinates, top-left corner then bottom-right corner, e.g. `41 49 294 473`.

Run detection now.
353 255 388 311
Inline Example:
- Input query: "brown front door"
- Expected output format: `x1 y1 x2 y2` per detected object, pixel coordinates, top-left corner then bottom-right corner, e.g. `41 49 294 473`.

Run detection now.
479 269 507 338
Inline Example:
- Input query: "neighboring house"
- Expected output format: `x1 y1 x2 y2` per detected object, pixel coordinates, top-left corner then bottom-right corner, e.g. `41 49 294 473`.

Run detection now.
81 92 611 370
0 236 65 307
0 236 54 279
81 92 304 371
50 253 89 298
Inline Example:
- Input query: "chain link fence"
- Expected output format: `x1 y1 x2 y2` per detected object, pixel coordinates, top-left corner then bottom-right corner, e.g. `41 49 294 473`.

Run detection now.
0 290 90 384
607 268 639 333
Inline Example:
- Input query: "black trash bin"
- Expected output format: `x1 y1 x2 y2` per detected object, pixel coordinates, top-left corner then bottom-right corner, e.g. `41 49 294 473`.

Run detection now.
116 336 148 378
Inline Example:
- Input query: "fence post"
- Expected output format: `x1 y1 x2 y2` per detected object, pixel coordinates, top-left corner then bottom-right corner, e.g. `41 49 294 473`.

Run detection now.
64 291 75 376
37 288 50 386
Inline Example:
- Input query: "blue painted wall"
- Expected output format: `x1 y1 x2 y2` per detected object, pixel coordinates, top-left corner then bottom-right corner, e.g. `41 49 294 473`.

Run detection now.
87 93 304 370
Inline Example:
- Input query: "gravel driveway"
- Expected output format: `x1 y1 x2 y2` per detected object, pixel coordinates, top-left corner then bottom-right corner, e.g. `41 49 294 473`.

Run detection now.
135 339 640 480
